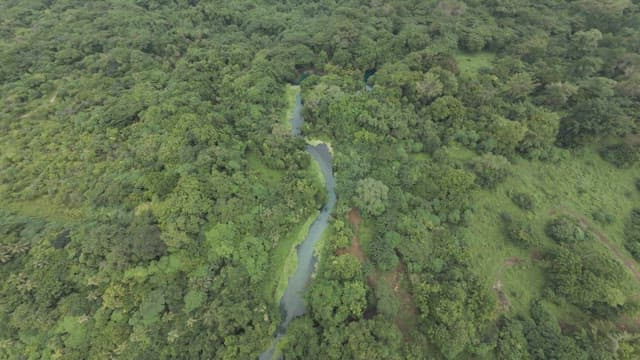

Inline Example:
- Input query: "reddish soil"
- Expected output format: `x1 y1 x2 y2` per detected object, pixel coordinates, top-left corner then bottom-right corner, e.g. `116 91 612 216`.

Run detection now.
337 208 365 262
347 207 362 229
530 251 544 262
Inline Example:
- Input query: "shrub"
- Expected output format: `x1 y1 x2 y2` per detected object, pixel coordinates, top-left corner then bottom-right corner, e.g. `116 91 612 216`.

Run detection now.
599 143 638 168
624 208 640 260
502 213 539 248
545 216 590 244
510 192 535 211
469 153 511 189
591 209 615 225
366 231 400 271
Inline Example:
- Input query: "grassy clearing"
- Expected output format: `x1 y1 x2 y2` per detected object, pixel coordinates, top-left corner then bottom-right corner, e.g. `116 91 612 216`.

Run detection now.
3 199 85 224
314 221 333 264
357 218 375 250
247 151 283 187
283 84 300 128
464 146 640 318
455 51 496 76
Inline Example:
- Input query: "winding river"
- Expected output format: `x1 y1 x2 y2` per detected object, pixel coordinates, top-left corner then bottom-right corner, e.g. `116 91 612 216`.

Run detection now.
259 89 336 360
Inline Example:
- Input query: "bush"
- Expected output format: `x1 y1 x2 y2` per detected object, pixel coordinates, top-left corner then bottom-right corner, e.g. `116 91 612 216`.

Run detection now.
510 192 535 211
366 231 400 271
502 213 539 248
599 143 638 168
469 153 511 189
591 209 615 225
624 209 640 260
545 216 590 244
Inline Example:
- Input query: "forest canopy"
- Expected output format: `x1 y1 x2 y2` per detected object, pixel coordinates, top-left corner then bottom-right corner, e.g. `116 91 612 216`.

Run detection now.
1 0 640 359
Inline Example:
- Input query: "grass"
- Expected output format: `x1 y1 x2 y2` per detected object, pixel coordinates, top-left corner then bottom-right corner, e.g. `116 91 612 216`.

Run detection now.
464 145 640 318
283 84 300 128
262 211 319 304
455 51 496 76
247 151 284 187
3 198 85 224
313 221 333 264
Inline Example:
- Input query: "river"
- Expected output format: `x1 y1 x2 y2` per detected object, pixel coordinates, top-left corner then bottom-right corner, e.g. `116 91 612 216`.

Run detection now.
259 89 336 360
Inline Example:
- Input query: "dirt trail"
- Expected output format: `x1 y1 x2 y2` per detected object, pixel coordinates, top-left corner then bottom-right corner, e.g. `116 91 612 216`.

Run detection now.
551 206 640 282
337 208 365 262
493 257 525 313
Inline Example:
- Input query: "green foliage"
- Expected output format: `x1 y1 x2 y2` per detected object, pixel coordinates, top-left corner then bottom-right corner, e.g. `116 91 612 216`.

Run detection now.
308 279 367 327
469 153 511 189
2 0 640 358
624 208 640 261
324 254 362 281
599 143 639 169
496 317 530 360
547 245 630 313
502 213 540 248
366 231 400 271
545 216 591 244
354 178 389 217
510 192 535 211
411 235 496 359
375 281 400 321
524 301 586 360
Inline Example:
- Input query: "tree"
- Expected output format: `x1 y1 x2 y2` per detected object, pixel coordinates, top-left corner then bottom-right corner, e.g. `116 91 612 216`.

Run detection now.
366 231 400 271
502 214 539 248
624 209 640 260
541 82 577 108
571 29 603 56
308 279 367 327
354 178 389 216
469 154 510 189
548 245 629 312
503 72 538 101
545 216 591 244
496 317 530 360
487 116 526 156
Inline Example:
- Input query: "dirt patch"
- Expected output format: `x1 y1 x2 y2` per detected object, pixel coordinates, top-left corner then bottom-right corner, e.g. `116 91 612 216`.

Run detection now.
347 207 362 230
530 251 544 262
624 134 640 146
493 256 529 314
337 234 365 263
504 257 523 267
493 280 511 312
337 208 365 263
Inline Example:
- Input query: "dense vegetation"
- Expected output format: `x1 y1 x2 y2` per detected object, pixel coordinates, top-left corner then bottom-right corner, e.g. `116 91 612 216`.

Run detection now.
1 0 640 359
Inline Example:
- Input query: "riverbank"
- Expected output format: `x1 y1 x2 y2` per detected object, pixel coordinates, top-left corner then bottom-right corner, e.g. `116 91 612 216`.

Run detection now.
259 85 337 360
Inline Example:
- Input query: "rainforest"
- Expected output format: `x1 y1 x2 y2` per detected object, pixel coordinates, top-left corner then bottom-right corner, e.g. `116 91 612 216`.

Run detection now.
2 1 640 359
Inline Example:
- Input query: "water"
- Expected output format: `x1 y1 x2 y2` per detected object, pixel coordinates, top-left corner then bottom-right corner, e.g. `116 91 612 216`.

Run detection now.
364 68 376 91
259 89 336 360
